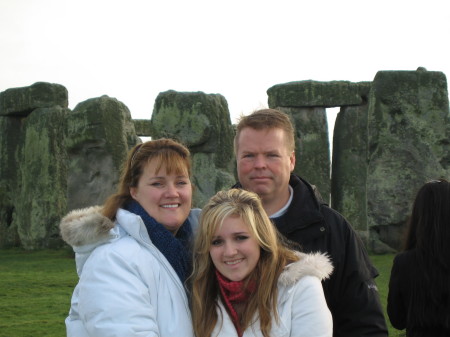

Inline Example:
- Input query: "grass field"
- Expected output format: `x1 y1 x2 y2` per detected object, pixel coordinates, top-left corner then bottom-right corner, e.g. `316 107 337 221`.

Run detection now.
0 248 405 336
0 248 77 337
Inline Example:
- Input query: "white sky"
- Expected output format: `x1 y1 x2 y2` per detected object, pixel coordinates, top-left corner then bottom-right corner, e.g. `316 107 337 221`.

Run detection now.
1 0 449 140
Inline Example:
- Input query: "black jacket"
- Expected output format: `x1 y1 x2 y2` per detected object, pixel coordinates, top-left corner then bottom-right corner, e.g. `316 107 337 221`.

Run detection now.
388 249 450 337
235 174 388 337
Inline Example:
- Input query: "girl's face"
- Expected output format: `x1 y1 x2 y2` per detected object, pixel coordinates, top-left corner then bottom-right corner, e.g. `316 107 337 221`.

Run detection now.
130 159 192 235
209 215 260 281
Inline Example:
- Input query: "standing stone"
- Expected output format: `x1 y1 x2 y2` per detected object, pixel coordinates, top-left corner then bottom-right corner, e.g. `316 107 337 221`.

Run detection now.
66 96 140 211
151 90 236 207
366 69 450 251
0 82 69 249
13 107 69 249
0 116 21 247
331 82 372 244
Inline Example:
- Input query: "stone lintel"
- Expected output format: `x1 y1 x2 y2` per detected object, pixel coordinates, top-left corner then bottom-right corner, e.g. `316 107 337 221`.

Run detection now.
267 80 371 108
0 82 68 117
133 119 153 137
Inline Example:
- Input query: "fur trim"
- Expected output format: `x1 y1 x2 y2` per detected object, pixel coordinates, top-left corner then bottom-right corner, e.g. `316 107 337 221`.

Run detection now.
59 206 114 247
278 252 333 286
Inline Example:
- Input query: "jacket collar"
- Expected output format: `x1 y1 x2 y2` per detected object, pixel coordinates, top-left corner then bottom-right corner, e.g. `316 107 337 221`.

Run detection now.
280 174 325 231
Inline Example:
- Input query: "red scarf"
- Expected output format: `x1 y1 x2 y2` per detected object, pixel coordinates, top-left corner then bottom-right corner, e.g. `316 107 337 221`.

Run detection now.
215 270 256 337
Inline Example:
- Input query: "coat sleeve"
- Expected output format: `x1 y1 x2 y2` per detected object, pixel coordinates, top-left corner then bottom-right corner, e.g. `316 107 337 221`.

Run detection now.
74 241 160 337
322 209 388 337
290 276 333 337
387 254 407 330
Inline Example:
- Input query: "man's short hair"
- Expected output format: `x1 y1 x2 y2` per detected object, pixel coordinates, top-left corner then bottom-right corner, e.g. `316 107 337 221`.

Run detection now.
234 108 296 154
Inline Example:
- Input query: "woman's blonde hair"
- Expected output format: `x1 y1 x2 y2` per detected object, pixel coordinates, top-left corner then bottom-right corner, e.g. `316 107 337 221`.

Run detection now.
102 138 191 219
191 188 299 337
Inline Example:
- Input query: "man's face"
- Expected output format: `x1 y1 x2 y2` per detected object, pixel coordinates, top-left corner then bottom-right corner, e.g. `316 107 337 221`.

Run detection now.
236 127 295 208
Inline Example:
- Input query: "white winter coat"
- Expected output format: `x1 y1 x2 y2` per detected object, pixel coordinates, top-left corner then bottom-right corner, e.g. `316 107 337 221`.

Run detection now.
60 206 201 337
212 253 333 337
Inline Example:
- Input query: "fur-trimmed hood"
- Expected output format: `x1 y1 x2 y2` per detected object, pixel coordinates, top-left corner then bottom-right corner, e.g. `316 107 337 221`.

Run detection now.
279 252 333 286
60 206 114 247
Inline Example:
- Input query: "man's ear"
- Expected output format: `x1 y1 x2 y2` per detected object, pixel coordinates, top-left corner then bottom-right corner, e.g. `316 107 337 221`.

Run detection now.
289 151 296 172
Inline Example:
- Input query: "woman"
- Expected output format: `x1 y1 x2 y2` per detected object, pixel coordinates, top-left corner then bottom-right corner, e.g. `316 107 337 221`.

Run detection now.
191 188 333 337
387 178 450 337
60 138 200 337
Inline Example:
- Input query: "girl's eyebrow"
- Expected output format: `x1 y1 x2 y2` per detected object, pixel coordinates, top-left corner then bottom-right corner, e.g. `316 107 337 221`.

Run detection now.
212 231 249 238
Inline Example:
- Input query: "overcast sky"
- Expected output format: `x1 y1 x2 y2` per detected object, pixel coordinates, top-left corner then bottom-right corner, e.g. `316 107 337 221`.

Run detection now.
1 0 449 136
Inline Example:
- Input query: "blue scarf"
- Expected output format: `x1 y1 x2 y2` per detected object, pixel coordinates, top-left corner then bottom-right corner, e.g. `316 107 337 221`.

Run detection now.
124 200 193 283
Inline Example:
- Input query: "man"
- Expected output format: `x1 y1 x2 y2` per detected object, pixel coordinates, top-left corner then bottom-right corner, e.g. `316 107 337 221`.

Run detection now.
233 108 388 337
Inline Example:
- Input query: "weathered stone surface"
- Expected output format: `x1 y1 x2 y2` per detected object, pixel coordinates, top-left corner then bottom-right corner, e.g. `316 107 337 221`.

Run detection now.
0 82 68 117
133 119 153 137
331 83 371 242
152 90 234 155
13 107 69 249
0 116 21 248
266 106 331 204
366 69 450 250
268 80 368 108
331 105 369 231
66 96 140 211
191 153 236 207
151 90 236 207
0 71 448 252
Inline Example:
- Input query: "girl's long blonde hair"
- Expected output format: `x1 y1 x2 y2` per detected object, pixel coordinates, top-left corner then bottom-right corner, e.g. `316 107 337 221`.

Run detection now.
190 188 299 337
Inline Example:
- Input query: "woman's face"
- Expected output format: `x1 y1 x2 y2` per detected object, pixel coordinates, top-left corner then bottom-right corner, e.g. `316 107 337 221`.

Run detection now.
209 215 260 281
130 159 192 235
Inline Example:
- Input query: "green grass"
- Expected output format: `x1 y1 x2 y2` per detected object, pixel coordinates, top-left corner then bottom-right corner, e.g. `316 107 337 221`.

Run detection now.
0 249 405 336
0 248 78 337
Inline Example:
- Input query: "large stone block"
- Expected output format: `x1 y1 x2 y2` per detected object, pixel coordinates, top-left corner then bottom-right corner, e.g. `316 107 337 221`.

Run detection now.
133 119 153 137
367 69 450 250
13 107 69 249
191 153 236 207
0 82 68 117
66 96 140 211
152 90 234 160
151 90 236 207
267 80 368 108
0 116 22 248
331 83 372 242
331 104 369 232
